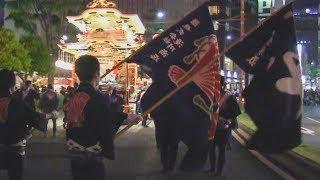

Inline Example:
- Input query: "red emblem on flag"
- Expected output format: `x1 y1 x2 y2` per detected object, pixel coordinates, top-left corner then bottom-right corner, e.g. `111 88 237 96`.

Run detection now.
168 35 220 139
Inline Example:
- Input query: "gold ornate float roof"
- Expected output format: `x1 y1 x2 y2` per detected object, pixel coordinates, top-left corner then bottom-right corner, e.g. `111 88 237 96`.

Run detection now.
87 0 117 9
58 0 145 70
67 1 145 34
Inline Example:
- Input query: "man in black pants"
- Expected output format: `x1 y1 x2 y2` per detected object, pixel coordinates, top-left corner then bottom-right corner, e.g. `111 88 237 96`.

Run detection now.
143 83 180 173
152 109 179 172
64 55 142 180
0 69 56 180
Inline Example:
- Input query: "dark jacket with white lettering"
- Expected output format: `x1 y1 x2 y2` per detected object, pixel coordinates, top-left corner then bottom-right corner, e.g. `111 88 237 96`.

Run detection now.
0 91 47 145
64 83 127 160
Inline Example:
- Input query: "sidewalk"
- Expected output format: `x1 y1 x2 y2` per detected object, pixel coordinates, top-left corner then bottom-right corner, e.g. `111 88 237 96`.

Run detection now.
237 115 320 180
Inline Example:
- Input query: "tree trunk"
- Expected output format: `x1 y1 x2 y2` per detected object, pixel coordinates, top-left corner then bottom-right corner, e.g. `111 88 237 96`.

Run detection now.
46 6 55 86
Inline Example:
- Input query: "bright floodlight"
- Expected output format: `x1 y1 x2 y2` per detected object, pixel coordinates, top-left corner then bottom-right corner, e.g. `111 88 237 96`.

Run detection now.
226 35 232 40
220 70 225 76
62 35 68 41
157 11 165 19
305 8 310 14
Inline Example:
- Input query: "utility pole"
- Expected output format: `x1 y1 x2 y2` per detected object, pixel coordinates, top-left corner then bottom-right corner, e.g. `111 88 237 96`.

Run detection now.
240 0 249 89
240 0 245 37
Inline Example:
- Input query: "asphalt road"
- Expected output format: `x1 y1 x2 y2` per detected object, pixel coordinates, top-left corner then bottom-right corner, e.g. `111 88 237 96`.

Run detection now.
0 121 280 180
301 105 320 147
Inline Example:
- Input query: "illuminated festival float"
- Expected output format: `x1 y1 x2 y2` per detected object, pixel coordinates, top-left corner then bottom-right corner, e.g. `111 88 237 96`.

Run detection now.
57 0 146 97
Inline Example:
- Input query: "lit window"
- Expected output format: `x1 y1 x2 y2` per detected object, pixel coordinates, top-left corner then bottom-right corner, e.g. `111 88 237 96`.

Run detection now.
208 6 220 15
224 57 233 71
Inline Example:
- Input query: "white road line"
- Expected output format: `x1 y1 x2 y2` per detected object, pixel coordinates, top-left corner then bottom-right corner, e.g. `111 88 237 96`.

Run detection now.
306 117 320 124
301 127 315 135
232 130 296 180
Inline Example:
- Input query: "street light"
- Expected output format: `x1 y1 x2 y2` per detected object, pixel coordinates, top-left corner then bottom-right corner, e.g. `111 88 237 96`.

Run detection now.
226 34 232 40
157 11 165 19
220 70 225 76
305 8 310 14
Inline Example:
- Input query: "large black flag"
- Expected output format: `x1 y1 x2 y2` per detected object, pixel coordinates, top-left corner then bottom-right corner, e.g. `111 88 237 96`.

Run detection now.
226 3 302 153
129 2 220 170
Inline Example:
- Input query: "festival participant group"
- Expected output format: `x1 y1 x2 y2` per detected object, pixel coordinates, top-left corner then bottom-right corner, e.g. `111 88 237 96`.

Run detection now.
0 55 240 180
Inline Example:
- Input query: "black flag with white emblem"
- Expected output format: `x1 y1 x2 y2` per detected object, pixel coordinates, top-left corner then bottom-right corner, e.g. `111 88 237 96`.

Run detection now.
226 3 302 153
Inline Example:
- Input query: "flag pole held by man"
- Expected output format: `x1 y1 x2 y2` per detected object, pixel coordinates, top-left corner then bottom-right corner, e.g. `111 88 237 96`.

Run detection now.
129 1 221 171
128 1 302 172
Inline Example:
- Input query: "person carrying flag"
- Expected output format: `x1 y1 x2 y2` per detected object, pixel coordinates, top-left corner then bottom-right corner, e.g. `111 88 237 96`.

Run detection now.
144 83 180 173
207 75 241 176
63 55 142 180
0 69 57 180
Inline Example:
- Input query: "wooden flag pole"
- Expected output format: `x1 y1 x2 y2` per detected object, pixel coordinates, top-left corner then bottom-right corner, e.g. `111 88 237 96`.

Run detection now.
115 2 296 138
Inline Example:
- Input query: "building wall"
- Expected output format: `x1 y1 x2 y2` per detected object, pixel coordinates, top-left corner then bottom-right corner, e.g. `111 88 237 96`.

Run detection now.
115 0 207 29
294 0 319 66
0 0 4 27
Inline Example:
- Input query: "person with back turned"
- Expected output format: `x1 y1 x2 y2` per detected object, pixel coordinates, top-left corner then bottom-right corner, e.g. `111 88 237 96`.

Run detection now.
207 75 241 176
0 69 57 180
63 55 142 180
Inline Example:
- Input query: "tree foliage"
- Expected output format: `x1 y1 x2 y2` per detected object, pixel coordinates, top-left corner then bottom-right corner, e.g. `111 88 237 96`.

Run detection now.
145 23 164 35
306 64 320 80
6 0 87 46
6 0 89 82
0 28 31 72
20 34 53 75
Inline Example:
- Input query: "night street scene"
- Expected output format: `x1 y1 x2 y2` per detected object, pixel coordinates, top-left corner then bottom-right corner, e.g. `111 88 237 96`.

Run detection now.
0 0 320 180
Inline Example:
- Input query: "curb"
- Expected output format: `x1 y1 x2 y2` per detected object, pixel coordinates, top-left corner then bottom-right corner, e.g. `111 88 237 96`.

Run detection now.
232 128 296 180
235 124 320 180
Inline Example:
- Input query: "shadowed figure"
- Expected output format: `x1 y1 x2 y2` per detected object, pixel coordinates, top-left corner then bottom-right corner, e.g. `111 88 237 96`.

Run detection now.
141 82 210 172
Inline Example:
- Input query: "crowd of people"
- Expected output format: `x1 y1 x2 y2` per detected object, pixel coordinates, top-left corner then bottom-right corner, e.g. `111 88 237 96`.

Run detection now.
0 55 241 180
12 80 133 138
304 89 320 106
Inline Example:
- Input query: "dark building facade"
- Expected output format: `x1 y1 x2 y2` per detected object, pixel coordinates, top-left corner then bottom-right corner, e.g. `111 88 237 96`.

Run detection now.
114 0 207 31
0 0 4 27
209 0 259 92
293 0 319 66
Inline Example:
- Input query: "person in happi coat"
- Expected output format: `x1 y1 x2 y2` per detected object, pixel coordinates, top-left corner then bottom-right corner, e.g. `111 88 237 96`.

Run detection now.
0 69 57 180
63 55 142 180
